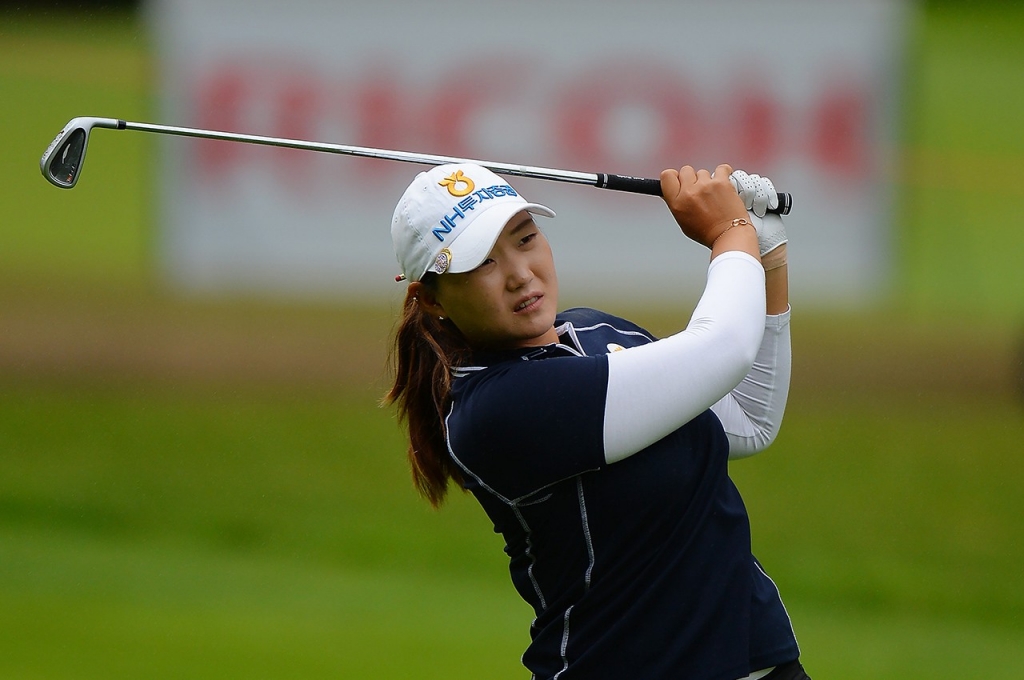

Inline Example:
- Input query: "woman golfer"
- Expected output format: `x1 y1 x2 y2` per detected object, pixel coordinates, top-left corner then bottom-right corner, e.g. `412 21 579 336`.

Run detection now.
385 161 808 680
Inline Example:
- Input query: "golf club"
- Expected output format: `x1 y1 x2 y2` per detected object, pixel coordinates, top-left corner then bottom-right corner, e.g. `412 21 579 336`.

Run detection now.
40 116 792 214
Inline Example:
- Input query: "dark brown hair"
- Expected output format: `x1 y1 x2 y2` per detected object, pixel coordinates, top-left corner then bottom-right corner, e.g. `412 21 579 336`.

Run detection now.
384 277 471 507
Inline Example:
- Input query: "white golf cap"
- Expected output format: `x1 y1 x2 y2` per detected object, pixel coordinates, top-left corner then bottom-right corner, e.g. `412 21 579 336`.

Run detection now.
391 163 555 282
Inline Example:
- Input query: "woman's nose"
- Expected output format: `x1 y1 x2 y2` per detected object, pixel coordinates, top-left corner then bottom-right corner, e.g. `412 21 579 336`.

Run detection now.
505 258 533 290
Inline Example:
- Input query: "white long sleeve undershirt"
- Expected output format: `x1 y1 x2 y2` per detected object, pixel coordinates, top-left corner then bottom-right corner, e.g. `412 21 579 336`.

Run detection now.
602 251 790 464
712 309 791 459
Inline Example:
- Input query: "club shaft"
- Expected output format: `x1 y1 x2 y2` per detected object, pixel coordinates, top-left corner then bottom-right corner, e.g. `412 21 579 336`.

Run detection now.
122 120 599 187
120 120 792 212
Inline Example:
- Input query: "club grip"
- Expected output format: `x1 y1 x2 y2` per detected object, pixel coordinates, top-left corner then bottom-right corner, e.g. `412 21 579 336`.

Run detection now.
595 173 792 215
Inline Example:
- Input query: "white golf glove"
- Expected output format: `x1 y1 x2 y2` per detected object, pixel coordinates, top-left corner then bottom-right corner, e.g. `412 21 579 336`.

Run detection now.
749 213 788 269
730 169 778 217
730 170 788 257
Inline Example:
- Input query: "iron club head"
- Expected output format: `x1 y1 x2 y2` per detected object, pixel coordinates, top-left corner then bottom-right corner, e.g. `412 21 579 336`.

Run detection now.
40 117 122 189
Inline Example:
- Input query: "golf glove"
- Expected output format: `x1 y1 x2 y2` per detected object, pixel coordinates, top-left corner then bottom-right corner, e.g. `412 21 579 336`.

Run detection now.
730 170 788 257
730 169 777 217
749 212 788 262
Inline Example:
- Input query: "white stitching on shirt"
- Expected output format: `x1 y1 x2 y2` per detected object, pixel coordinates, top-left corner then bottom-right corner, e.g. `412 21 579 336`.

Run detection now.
512 503 548 612
553 606 572 679
577 478 595 590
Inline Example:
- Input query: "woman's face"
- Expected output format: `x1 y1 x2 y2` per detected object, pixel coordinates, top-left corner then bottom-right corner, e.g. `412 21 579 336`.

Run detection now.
427 212 560 350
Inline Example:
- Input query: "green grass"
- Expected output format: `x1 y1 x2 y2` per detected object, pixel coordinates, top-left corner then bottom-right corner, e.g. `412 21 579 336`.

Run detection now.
0 385 530 679
1 384 1022 678
0 530 529 680
737 394 1024 625
0 385 532 675
898 3 1024 315
0 9 153 285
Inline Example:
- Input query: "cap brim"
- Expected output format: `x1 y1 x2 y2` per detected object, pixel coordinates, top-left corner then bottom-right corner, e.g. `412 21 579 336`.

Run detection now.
445 202 556 274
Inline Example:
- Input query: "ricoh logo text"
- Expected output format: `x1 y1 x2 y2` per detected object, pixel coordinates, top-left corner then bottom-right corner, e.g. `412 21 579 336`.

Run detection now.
185 57 871 196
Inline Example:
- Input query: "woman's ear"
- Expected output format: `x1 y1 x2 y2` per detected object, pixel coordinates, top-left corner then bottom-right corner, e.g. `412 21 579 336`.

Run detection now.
408 281 446 319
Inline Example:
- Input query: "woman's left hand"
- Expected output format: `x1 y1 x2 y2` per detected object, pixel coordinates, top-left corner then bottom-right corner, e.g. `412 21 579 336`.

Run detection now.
660 163 750 249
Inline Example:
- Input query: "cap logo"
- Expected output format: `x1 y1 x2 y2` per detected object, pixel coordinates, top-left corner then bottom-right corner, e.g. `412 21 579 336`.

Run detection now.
439 170 475 197
428 248 453 275
430 182 521 242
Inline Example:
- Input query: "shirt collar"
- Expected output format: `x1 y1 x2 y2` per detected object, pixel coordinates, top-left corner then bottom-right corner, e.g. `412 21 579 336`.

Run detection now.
457 321 585 372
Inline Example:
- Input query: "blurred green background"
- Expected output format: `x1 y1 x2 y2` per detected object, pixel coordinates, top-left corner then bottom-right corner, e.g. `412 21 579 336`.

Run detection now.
2 2 1023 678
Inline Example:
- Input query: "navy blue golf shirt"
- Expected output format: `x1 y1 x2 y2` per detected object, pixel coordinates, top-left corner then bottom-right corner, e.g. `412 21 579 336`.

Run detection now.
446 307 799 680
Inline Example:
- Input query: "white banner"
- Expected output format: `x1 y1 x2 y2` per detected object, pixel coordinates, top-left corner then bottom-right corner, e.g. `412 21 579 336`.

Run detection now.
147 0 914 305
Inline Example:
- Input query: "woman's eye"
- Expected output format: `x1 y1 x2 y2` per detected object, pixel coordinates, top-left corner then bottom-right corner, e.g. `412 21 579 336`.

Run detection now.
520 232 537 246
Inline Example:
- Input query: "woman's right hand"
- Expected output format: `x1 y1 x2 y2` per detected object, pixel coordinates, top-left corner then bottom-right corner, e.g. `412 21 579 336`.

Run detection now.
660 164 750 249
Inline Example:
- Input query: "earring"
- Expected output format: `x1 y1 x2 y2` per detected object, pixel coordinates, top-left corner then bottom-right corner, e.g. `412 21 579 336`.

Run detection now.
438 316 446 321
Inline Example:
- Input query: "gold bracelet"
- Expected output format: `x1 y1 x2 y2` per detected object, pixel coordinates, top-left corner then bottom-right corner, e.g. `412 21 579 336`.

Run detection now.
711 218 754 248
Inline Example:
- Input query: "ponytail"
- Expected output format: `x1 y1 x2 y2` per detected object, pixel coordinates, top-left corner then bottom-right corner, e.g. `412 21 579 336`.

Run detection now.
384 279 470 507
